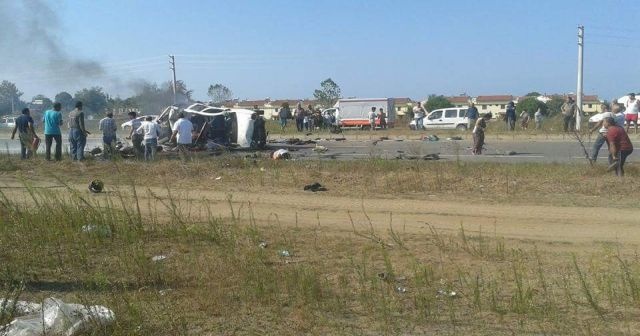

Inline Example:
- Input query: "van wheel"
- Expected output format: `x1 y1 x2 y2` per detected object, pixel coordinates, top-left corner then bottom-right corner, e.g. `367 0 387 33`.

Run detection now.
456 124 467 131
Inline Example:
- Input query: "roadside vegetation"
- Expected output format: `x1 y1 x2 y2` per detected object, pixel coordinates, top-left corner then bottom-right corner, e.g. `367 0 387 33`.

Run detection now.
0 155 637 334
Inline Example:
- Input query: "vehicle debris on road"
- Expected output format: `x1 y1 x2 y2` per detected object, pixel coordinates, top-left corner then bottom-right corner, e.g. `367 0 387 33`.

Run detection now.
303 182 327 192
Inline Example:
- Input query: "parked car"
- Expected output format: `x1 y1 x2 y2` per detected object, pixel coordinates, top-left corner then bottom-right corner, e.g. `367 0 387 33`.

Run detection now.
120 115 159 130
409 107 469 130
0 116 17 129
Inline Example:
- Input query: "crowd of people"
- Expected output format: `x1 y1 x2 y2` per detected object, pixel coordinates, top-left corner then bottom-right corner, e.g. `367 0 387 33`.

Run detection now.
277 102 337 132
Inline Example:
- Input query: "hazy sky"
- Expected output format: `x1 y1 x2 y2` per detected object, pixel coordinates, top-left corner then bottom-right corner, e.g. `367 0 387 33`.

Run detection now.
2 0 638 102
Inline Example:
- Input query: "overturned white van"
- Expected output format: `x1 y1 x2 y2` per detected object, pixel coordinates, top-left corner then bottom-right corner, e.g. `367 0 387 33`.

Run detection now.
157 103 266 149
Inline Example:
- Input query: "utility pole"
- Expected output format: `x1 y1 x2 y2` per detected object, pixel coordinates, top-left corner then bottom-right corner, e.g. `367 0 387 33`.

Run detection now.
169 55 177 105
576 25 584 131
10 94 14 114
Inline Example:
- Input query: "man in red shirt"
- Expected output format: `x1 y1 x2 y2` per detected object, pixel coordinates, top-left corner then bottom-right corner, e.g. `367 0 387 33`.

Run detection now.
604 117 633 176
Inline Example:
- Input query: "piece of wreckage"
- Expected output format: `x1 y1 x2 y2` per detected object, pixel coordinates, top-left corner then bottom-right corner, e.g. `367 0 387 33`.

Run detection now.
115 103 268 158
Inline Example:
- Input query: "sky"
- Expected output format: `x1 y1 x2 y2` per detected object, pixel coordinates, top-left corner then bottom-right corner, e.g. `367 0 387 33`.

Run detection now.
1 0 638 102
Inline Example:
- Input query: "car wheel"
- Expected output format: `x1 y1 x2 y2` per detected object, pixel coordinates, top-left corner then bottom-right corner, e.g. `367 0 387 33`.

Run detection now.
456 124 467 131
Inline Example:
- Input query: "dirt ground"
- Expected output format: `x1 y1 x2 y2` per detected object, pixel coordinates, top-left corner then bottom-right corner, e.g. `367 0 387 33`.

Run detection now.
2 176 637 250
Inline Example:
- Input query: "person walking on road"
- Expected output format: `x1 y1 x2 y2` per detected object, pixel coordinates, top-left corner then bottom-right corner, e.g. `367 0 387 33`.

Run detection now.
368 107 377 130
561 96 577 132
67 101 89 161
466 102 479 130
137 116 161 161
505 101 516 131
98 112 117 158
43 102 63 161
624 93 639 134
604 116 633 176
171 112 193 162
472 113 492 155
11 108 39 159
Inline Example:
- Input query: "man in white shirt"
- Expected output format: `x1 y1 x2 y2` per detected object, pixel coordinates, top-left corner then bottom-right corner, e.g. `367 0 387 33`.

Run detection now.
624 93 639 133
136 116 161 161
368 107 376 130
171 112 193 161
413 103 425 130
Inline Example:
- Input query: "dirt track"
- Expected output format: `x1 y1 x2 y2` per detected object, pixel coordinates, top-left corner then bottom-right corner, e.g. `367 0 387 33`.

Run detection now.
3 176 638 247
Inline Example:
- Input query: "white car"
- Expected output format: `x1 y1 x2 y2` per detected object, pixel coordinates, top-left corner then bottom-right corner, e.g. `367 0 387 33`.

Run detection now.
0 116 17 128
409 107 469 130
121 115 159 130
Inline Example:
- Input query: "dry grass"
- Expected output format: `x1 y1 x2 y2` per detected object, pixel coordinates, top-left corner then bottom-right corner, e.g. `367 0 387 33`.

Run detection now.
0 155 638 334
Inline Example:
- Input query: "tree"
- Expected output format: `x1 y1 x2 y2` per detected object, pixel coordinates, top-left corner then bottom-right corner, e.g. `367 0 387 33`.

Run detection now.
546 96 565 116
525 92 542 97
313 78 341 108
31 94 53 110
424 95 453 112
54 91 74 111
0 81 25 115
207 84 233 106
74 87 108 115
516 97 547 116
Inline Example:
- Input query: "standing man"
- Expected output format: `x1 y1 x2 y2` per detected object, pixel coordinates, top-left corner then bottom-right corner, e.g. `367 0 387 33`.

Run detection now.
465 102 479 130
368 107 377 130
11 108 39 159
125 112 143 158
67 101 89 161
413 103 425 130
98 112 118 158
472 113 492 155
505 101 516 131
534 108 544 130
378 108 387 129
604 116 633 176
294 103 305 132
561 96 577 132
278 103 290 130
624 93 639 134
136 116 161 161
43 102 63 161
170 112 193 161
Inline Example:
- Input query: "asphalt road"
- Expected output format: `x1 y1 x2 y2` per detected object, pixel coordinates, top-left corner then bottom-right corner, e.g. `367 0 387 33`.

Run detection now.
0 136 636 164
274 137 639 164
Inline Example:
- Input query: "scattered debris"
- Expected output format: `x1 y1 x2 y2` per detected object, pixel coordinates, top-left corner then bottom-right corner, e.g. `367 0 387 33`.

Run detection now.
279 250 291 257
259 167 266 172
334 137 346 141
81 224 112 238
447 136 463 140
285 138 316 145
158 289 173 296
0 299 41 316
272 149 291 160
507 151 517 156
422 134 439 141
312 145 328 153
151 255 168 262
396 286 408 294
377 272 390 281
395 153 440 160
0 297 115 336
215 176 222 181
303 182 328 192
379 136 389 141
88 147 102 156
88 180 104 193
305 132 313 136
437 289 459 298
258 241 268 249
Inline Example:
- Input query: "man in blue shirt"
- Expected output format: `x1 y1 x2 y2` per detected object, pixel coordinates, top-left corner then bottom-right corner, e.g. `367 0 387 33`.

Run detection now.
43 102 63 161
11 108 39 159
465 103 479 130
